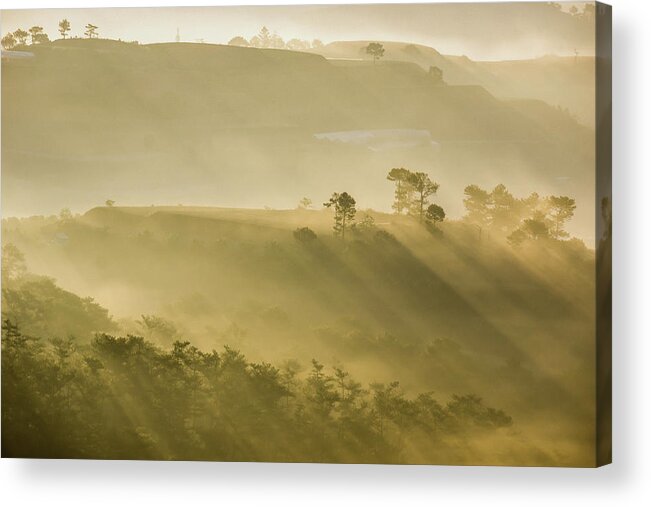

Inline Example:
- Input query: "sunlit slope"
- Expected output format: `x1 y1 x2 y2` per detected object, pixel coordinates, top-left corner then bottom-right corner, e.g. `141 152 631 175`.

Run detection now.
6 205 595 361
313 41 595 127
4 38 572 134
475 56 596 128
311 40 504 91
3 205 597 465
3 39 593 241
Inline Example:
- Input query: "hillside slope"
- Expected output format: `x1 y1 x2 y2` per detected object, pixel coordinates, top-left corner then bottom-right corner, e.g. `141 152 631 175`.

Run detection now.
2 39 594 240
312 40 595 127
2 205 596 465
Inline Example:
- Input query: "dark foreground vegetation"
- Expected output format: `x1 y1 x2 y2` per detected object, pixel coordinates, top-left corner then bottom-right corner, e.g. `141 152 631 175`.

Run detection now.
2 320 511 463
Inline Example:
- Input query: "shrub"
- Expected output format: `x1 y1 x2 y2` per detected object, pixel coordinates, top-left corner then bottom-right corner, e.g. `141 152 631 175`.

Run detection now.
293 227 317 243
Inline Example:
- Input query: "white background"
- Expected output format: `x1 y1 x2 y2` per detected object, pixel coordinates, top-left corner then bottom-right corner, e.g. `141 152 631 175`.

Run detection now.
0 0 649 505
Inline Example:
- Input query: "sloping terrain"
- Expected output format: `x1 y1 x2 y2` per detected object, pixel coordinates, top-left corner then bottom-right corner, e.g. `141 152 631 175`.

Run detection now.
2 205 597 465
2 39 594 240
312 40 595 127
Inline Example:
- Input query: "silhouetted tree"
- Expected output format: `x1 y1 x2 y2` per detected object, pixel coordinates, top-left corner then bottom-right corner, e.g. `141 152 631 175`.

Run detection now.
490 184 518 231
446 394 512 428
521 213 550 239
463 184 492 228
269 32 285 49
506 228 527 247
429 66 444 84
84 24 98 39
387 168 412 214
547 195 576 239
306 359 340 419
298 197 313 210
333 367 350 401
464 184 549 239
324 192 357 240
425 203 445 224
506 193 576 247
33 32 50 44
311 39 324 49
13 29 29 46
58 19 71 39
28 26 45 45
137 314 178 345
286 38 310 51
408 171 439 222
1 32 16 50
371 381 402 438
228 36 250 47
59 208 73 221
351 214 377 237
293 227 317 244
250 26 272 48
355 214 376 231
279 359 301 408
365 42 385 65
520 192 542 218
1 244 27 283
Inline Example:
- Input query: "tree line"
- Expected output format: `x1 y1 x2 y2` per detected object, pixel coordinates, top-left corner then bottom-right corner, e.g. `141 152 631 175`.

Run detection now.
309 168 445 242
462 183 576 245
228 34 391 69
2 320 512 461
1 19 99 50
228 26 324 51
302 168 575 248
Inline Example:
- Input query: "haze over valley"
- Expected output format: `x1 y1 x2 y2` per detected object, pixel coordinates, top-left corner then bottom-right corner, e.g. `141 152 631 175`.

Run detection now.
1 3 605 466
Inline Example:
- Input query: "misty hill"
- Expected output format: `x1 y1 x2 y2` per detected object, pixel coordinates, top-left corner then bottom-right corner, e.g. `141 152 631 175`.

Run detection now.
3 38 593 241
471 55 595 128
312 40 595 127
2 204 596 465
1 272 116 339
311 40 502 91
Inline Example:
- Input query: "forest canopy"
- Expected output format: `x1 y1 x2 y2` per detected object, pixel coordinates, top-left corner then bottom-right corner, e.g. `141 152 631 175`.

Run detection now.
2 321 512 462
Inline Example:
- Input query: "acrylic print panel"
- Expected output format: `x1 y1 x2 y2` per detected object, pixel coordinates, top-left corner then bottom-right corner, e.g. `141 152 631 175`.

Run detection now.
0 2 611 466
